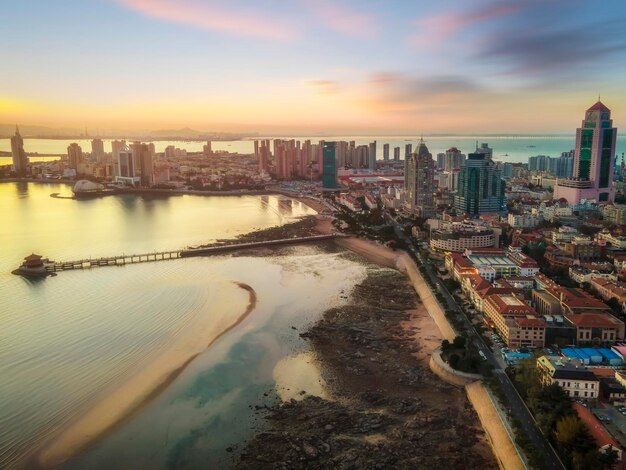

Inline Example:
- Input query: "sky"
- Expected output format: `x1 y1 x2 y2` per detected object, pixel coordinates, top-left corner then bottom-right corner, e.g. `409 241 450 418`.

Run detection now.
2 0 626 135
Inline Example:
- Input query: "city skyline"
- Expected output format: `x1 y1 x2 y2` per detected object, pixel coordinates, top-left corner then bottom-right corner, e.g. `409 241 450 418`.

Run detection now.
2 0 626 134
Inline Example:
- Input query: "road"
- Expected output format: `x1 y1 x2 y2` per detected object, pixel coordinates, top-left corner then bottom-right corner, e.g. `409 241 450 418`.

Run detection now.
387 215 565 470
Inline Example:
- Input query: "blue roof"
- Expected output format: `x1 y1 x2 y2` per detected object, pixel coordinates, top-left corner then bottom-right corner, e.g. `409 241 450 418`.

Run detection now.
598 348 619 360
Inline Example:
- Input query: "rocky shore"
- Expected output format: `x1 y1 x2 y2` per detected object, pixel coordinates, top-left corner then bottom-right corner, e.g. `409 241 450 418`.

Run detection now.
235 268 497 469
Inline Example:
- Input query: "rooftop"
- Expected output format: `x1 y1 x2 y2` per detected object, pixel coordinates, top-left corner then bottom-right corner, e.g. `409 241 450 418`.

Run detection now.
565 313 621 329
587 100 611 113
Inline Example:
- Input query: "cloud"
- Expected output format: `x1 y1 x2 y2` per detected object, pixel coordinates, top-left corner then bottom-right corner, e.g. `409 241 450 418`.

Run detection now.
113 0 297 40
411 0 526 47
476 20 626 77
304 0 378 38
306 80 341 94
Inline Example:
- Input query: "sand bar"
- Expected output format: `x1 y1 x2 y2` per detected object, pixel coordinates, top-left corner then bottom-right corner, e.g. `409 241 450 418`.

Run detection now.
37 281 257 468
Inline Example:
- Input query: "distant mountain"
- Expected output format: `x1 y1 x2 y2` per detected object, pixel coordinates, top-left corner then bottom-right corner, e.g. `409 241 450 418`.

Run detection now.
0 124 82 138
146 127 208 138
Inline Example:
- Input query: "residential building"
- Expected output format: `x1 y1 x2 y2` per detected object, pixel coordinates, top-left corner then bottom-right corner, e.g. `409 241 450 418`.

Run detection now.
507 213 542 229
404 138 435 217
67 143 83 171
132 142 154 187
430 222 497 252
554 100 617 203
443 147 465 172
589 278 626 306
565 313 624 343
10 126 28 175
484 293 545 347
604 204 626 225
537 356 600 399
91 138 105 164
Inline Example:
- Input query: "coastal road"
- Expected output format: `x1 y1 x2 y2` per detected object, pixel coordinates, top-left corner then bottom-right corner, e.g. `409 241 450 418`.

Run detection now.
386 216 565 470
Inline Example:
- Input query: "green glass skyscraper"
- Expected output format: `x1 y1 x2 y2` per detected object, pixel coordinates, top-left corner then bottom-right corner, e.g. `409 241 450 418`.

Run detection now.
454 151 505 216
322 141 338 189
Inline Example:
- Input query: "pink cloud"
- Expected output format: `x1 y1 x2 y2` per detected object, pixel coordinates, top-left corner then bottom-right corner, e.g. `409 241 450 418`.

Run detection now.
305 0 378 38
114 0 297 40
411 1 524 47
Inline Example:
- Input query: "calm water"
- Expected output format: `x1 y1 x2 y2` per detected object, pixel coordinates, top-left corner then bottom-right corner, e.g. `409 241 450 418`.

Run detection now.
0 183 371 469
2 135 625 164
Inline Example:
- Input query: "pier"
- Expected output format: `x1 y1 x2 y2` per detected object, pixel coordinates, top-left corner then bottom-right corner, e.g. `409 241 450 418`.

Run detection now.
27 234 339 275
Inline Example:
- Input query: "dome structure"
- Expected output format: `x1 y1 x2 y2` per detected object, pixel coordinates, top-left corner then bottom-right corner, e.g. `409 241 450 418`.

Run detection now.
72 180 104 194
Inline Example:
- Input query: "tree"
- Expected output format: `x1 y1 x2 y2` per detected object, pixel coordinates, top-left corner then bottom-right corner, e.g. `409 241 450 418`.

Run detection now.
452 335 466 349
448 353 460 369
555 415 587 449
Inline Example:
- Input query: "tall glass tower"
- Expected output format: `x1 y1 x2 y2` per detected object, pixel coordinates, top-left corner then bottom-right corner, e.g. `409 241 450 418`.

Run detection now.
454 150 505 216
322 141 338 189
554 100 617 203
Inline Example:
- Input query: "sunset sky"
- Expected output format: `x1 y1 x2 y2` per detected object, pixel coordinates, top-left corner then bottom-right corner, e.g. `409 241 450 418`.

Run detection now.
2 0 626 134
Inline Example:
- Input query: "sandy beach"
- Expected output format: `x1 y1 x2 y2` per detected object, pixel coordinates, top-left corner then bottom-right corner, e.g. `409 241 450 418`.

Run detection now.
36 281 258 469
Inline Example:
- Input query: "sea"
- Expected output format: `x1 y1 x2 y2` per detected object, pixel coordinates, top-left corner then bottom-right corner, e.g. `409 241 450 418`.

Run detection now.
0 182 368 469
1 135 626 164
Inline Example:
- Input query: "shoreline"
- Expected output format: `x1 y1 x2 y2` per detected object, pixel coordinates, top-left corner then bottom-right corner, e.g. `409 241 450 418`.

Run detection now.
35 281 258 469
236 254 497 468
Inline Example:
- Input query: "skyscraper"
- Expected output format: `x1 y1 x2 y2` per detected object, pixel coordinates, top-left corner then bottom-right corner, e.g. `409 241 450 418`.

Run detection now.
10 126 28 175
404 143 413 159
443 147 466 172
475 142 493 159
454 151 506 216
404 139 435 218
383 143 390 161
322 141 338 189
203 141 212 156
368 141 377 170
554 100 617 203
132 142 154 186
393 147 400 162
67 143 83 170
91 138 105 164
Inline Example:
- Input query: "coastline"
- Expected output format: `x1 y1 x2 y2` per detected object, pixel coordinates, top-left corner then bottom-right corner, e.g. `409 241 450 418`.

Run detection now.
236 257 497 468
36 281 257 469
332 235 526 469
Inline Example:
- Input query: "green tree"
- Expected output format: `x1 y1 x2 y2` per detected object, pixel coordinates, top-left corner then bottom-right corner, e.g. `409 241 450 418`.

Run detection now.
452 335 466 349
448 353 460 369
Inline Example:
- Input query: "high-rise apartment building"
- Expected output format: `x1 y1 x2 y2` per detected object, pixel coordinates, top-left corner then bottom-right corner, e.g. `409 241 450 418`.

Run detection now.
393 147 400 162
404 139 435 218
67 143 83 170
203 141 212 156
554 100 617 203
322 142 338 189
10 126 28 175
368 141 377 170
132 142 154 186
91 138 105 164
443 147 466 172
383 143 390 161
405 144 413 159
454 151 506 216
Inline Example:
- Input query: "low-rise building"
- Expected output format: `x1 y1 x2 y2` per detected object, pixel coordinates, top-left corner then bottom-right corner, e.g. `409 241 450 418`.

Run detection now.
537 355 600 399
569 265 616 285
565 313 624 344
430 222 497 252
589 278 626 306
484 293 545 347
507 212 542 228
603 204 626 225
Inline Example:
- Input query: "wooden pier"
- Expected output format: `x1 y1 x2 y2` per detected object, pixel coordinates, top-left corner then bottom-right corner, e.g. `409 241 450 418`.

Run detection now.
45 250 182 272
39 234 339 274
